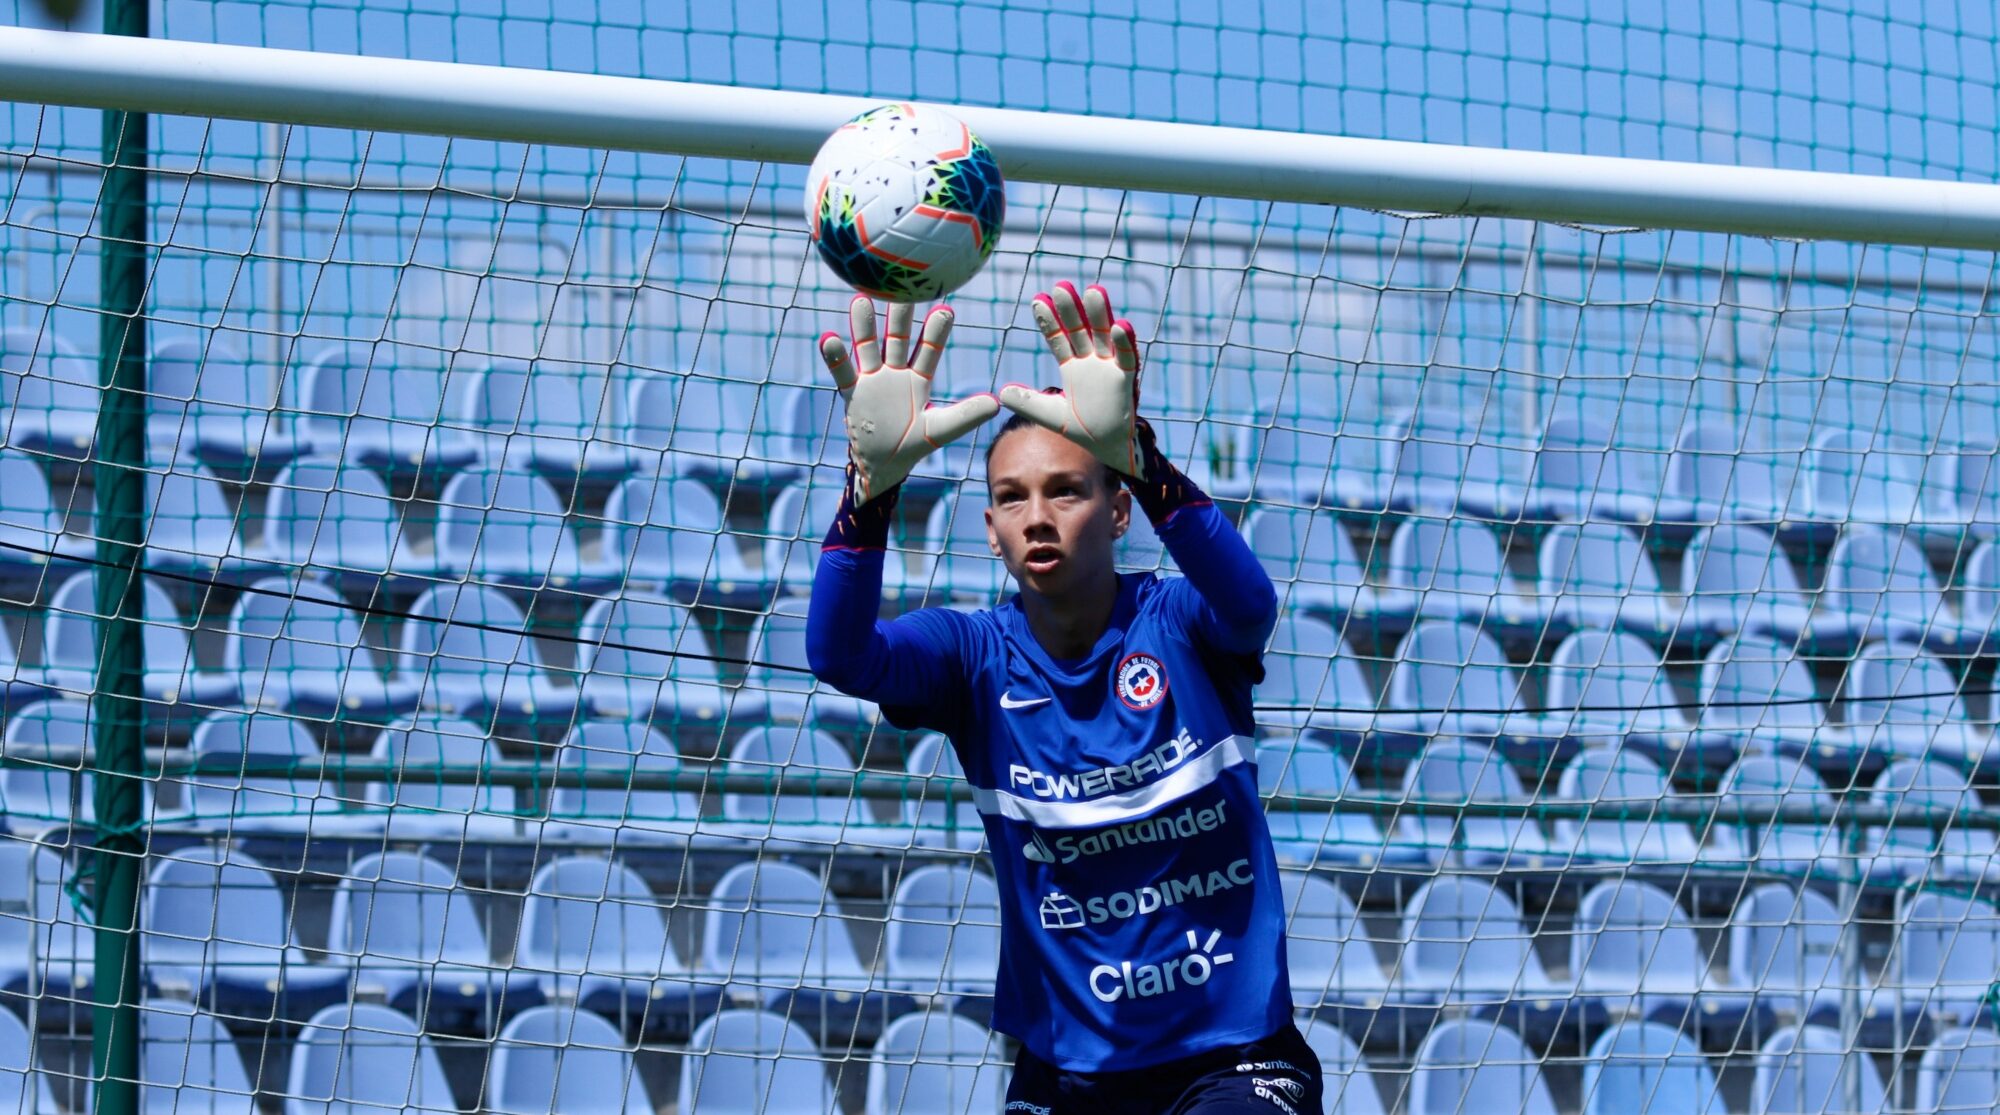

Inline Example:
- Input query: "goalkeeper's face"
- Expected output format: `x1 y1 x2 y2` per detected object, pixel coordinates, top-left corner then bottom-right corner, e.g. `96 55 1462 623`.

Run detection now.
984 424 1130 597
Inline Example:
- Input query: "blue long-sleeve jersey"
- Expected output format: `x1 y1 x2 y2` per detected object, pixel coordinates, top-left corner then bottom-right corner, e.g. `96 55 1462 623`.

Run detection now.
806 441 1286 1073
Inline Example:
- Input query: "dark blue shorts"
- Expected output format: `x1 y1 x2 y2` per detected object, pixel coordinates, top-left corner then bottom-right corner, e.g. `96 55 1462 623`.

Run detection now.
1004 1022 1324 1115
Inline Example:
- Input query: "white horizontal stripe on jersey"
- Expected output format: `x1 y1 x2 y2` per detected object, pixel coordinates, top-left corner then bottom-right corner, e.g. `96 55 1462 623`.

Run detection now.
971 735 1252 829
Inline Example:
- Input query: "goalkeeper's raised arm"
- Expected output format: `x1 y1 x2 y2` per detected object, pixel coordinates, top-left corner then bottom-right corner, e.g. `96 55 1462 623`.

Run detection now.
806 284 1317 1114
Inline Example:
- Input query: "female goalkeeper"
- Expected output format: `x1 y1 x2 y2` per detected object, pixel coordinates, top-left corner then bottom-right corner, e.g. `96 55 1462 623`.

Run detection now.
806 283 1319 1114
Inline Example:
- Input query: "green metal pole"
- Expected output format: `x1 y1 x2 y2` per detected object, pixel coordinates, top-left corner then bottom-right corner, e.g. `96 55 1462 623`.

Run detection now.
91 0 151 1111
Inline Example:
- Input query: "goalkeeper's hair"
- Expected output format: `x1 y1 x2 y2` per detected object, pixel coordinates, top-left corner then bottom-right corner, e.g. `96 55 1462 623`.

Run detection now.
984 394 1122 492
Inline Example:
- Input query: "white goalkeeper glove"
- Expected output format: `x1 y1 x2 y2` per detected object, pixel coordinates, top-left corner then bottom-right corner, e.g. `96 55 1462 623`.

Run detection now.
998 281 1146 477
820 295 999 505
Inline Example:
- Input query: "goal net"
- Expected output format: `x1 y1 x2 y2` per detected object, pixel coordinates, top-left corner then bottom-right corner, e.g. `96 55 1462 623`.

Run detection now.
2 27 2000 1115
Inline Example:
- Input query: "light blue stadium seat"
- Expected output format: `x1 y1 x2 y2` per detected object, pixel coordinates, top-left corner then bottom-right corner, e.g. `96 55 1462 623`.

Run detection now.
1530 416 1697 530
43 570 237 708
0 622 54 714
0 326 98 462
435 463 608 592
1957 450 2000 541
1552 747 1701 866
575 591 752 729
488 1006 651 1115
1801 430 1954 540
1381 621 1553 749
229 575 423 721
463 363 641 486
147 337 303 473
1916 1027 2000 1115
13 848 91 1007
766 468 917 600
1543 632 1699 766
0 998 55 1115
260 457 442 590
904 734 982 852
1899 892 2000 1026
1255 612 1379 739
1231 412 1347 507
719 726 907 849
882 865 1000 1001
1749 1024 1886 1115
1384 517 1545 650
1726 885 1905 1034
1299 1015 1385 1115
1539 523 1685 648
1707 754 1843 877
362 717 518 839
1257 738 1411 869
1867 759 1995 883
923 491 1009 606
1697 635 1845 766
1581 1021 1724 1115
595 473 761 604
138 999 260 1115
143 848 349 1023
618 373 693 480
1 699 155 839
745 597 878 729
395 583 579 730
1397 739 1557 868
144 461 281 584
1679 525 1868 652
1570 881 1755 1036
678 1008 833 1115
865 1012 1002 1115
175 711 344 832
1663 425 1799 529
0 448 91 588
1279 871 1390 1017
299 347 478 478
0 843 35 996
1822 526 1984 654
646 375 805 497
540 721 703 844
1409 1019 1556 1115
1394 877 1570 1032
1841 642 1989 768
1385 410 1535 523
516 855 719 1039
1243 507 1412 638
1959 540 2000 644
285 1003 456 1115
699 862 890 1035
330 851 542 1031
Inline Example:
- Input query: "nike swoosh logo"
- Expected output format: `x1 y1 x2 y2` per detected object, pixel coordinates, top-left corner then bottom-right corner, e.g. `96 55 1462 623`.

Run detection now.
999 692 1051 711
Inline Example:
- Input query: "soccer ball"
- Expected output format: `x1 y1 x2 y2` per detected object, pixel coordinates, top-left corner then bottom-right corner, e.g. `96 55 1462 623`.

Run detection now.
806 103 1005 303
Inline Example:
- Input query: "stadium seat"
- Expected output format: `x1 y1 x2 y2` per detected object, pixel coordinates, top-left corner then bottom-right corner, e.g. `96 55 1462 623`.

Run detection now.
43 570 237 707
330 851 542 1031
744 597 879 729
1529 416 1696 530
1385 411 1535 523
1801 429 1950 538
1958 540 2000 643
516 855 719 1039
488 1006 651 1115
0 999 55 1115
719 725 906 849
1579 1021 1723 1115
596 473 760 604
575 591 752 729
766 469 915 600
1381 621 1552 751
1822 526 1984 654
1957 450 2000 541
1298 1015 1385 1115
643 375 804 497
1538 523 1685 648
1748 1024 1887 1115
1898 891 2000 1026
361 717 518 839
540 721 703 844
1409 1018 1556 1115
1662 425 1798 530
1916 1027 2000 1115
1551 747 1701 866
175 710 344 832
12 847 91 1009
1837 642 1988 769
1569 881 1754 1034
435 463 607 591
144 461 281 583
698 862 889 1035
143 847 350 1022
1255 612 1380 739
1866 759 1995 882
0 326 98 461
882 865 1000 1002
285 1003 456 1115
463 363 640 486
1243 507 1399 634
395 583 580 730
904 734 982 851
1233 409 1386 513
260 457 442 590
1707 754 1844 876
1278 871 1391 1016
678 1008 834 1115
1 699 156 838
0 447 91 588
865 1012 1004 1115
1542 632 1699 766
1697 635 1843 765
1394 877 1570 1032
138 999 261 1115
298 347 478 478
1397 739 1557 868
0 626 54 712
147 337 304 473
228 575 424 720
1383 517 1545 649
921 491 1010 606
1258 737 1414 868
1725 885 1906 1033
1679 525 1868 652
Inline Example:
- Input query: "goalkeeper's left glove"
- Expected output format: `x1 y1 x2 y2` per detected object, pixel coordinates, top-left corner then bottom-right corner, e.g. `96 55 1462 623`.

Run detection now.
998 281 1147 478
